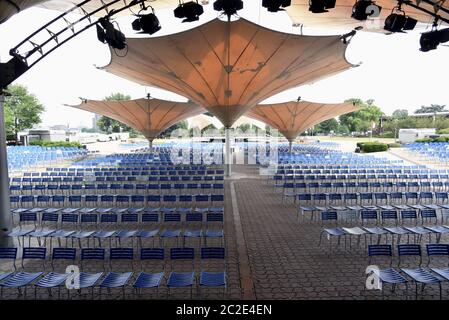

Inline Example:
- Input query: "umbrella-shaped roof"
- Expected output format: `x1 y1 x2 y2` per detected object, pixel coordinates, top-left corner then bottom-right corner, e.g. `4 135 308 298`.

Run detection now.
246 100 358 141
101 18 354 127
69 97 204 140
286 0 435 31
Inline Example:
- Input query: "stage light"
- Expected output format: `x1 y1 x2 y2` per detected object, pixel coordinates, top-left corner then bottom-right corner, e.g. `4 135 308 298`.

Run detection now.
132 7 161 34
174 1 204 22
308 0 336 13
213 0 243 19
96 18 126 50
420 28 449 52
262 0 291 12
384 12 417 32
351 0 381 21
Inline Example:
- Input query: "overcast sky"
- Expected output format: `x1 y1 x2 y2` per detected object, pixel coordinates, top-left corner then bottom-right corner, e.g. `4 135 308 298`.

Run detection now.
0 1 448 128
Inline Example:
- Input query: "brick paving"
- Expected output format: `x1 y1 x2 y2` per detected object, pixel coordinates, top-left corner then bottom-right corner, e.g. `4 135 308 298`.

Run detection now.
230 164 446 300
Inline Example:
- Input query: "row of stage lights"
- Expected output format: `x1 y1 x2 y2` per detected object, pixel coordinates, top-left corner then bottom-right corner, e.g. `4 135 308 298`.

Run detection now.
96 0 449 52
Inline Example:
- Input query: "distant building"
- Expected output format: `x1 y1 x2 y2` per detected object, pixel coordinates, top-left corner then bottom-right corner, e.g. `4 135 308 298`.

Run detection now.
92 114 101 132
398 128 436 144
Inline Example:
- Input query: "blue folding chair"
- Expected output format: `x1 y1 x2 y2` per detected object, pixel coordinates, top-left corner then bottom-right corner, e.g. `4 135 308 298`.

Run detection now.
133 248 165 296
199 247 226 297
366 245 408 298
167 247 196 298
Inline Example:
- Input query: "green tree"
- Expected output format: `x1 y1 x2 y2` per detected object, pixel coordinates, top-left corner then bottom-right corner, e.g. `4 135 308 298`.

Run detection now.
315 118 338 134
339 99 383 133
97 93 136 134
3 84 45 141
237 123 251 132
415 104 446 114
392 109 409 119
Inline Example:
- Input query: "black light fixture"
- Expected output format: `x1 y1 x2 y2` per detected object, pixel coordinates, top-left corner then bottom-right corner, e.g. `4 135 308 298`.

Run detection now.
384 10 417 32
308 0 336 13
262 0 291 12
213 0 243 20
351 0 381 21
420 28 449 52
96 17 126 50
174 1 204 22
132 6 161 34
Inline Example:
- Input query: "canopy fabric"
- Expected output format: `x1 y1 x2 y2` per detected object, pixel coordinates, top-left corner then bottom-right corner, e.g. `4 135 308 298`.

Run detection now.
70 97 204 140
0 0 180 24
102 18 354 127
246 100 358 141
286 0 435 31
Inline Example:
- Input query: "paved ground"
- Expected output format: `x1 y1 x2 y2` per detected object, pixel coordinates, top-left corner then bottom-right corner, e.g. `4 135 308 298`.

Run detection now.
229 164 446 300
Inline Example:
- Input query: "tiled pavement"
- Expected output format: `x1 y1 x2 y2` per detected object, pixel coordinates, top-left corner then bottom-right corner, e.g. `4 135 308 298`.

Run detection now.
1 164 447 299
230 165 445 300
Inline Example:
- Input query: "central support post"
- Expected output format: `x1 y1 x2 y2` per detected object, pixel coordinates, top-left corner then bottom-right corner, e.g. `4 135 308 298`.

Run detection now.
148 139 153 153
0 94 12 247
225 127 232 177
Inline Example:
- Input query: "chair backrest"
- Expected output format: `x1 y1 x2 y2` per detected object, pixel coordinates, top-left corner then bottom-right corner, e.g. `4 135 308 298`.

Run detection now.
398 244 422 266
206 213 223 222
121 213 138 223
22 247 46 269
420 209 437 219
52 248 76 266
41 212 59 223
426 244 449 259
0 248 17 270
19 212 37 224
170 247 194 260
201 247 225 260
140 248 164 260
186 213 203 222
164 213 181 222
400 210 417 220
361 210 378 222
110 248 134 260
142 213 159 222
321 211 337 222
61 213 79 224
368 245 392 257
81 248 105 260
381 210 398 221
81 213 98 223
100 214 118 223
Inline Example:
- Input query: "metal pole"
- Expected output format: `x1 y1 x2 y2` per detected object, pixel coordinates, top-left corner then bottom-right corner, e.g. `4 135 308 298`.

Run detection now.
289 141 292 154
225 128 232 177
0 94 13 247
148 139 153 153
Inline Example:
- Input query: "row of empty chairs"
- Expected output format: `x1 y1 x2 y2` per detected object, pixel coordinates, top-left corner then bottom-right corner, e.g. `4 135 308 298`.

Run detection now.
0 246 227 299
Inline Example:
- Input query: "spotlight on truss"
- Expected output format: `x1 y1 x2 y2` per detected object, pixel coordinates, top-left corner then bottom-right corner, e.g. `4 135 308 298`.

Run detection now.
351 0 381 21
174 1 204 22
384 11 417 32
96 18 126 50
213 0 243 20
262 0 291 12
308 0 336 13
420 28 449 52
132 6 161 34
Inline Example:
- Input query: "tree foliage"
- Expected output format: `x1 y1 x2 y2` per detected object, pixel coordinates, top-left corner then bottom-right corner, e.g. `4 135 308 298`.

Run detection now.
339 99 383 133
3 84 45 141
414 104 446 114
97 93 137 134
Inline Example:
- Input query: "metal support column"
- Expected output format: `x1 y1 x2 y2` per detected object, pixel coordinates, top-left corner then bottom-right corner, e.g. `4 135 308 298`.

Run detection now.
225 127 232 177
0 94 13 247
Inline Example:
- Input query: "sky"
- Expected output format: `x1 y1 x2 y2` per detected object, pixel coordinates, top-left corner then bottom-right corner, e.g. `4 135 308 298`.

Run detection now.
0 1 448 128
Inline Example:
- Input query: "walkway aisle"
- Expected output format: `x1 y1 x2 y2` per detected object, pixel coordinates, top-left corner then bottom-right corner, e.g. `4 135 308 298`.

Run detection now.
229 165 425 300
